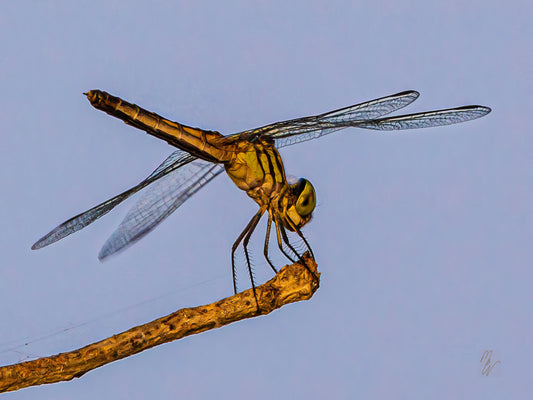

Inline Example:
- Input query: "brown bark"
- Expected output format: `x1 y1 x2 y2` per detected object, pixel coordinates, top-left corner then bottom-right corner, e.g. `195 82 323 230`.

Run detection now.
0 255 319 393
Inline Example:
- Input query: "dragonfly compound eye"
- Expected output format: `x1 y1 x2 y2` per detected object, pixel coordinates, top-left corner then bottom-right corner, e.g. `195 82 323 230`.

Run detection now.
295 178 316 218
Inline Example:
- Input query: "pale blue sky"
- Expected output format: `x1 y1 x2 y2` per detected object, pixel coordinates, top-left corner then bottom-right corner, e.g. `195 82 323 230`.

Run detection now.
1 1 531 398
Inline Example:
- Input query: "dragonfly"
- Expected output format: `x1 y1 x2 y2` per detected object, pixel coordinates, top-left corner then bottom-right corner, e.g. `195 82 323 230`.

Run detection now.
32 89 491 297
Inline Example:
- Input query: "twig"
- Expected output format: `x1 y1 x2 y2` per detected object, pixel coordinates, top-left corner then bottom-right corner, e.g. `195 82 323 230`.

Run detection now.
0 255 319 393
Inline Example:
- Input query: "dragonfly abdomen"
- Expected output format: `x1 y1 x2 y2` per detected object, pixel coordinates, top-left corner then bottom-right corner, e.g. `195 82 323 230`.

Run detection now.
85 90 232 164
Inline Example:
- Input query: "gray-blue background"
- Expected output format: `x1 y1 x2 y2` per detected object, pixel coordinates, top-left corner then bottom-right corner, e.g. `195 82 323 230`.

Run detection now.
1 1 530 398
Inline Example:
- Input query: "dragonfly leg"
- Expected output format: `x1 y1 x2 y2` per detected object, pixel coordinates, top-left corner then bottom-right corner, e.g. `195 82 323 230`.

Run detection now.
263 213 278 274
231 208 265 295
277 217 319 283
278 220 305 263
242 209 265 309
293 226 315 260
273 216 297 263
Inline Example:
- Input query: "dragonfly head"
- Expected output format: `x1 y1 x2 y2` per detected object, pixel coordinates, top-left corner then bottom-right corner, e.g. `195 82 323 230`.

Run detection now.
283 178 316 231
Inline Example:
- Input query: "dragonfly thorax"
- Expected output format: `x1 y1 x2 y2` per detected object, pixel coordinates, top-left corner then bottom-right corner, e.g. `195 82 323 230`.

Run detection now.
223 139 316 230
224 139 288 202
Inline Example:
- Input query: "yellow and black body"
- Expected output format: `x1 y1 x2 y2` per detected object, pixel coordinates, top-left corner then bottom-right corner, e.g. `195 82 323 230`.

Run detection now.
34 88 490 300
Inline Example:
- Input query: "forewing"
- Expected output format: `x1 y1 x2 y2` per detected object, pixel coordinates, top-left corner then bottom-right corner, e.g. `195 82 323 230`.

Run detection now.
98 161 224 260
31 150 196 250
353 105 491 130
233 90 420 148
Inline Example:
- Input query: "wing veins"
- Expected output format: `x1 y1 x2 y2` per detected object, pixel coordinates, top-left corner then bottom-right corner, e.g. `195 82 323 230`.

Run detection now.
354 105 492 130
98 162 224 259
232 90 420 145
31 151 197 249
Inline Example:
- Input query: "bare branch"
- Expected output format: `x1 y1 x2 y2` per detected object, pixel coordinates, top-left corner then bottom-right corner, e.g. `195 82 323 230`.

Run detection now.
0 255 319 393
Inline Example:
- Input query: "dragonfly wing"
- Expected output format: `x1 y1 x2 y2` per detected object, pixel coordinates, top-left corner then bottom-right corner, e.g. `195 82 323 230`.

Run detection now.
274 125 347 148
234 90 420 147
31 150 196 250
353 105 491 130
146 149 196 178
98 161 224 260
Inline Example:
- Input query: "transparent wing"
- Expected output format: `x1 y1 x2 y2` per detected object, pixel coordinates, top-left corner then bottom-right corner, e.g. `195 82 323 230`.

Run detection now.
232 90 421 147
99 161 224 260
228 91 490 148
352 105 491 130
31 150 197 250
